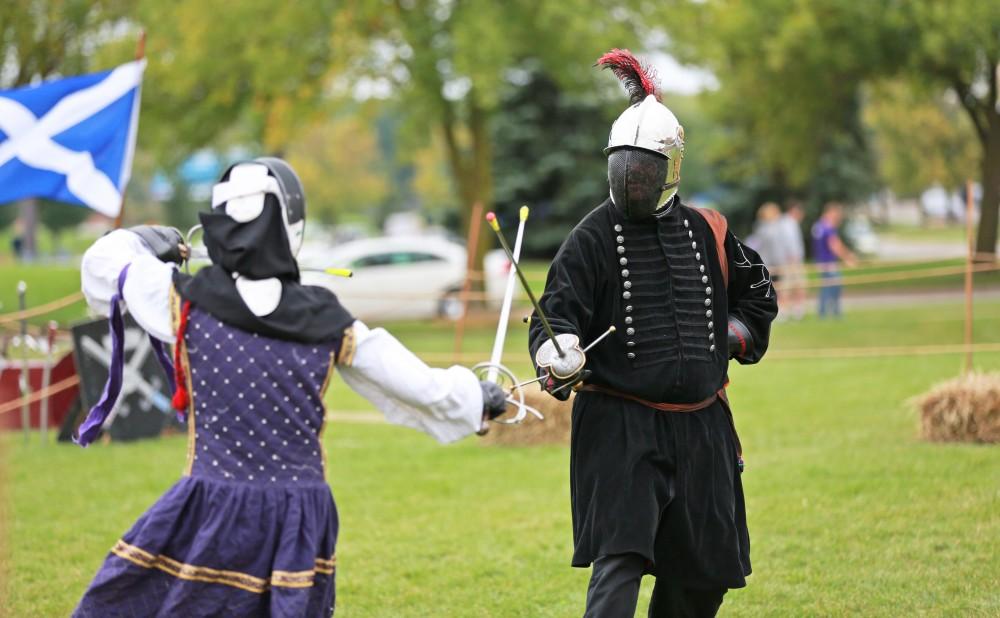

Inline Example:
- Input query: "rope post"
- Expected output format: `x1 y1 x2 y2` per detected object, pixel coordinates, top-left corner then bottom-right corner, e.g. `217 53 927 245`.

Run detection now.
39 320 57 445
17 281 30 443
453 201 484 362
963 179 975 373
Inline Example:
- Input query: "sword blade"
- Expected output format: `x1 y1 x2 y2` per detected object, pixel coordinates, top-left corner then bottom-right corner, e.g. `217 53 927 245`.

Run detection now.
486 211 564 357
487 206 528 382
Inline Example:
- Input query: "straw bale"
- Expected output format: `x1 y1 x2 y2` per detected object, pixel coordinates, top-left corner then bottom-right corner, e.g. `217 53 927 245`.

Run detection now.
480 390 574 446
913 372 1000 443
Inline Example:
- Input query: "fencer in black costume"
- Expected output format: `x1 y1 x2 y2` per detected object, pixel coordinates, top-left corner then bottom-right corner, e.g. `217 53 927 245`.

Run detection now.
528 50 778 617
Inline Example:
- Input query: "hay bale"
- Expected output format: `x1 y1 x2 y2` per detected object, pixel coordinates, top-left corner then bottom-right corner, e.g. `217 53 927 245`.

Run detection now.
480 390 574 446
913 372 1000 443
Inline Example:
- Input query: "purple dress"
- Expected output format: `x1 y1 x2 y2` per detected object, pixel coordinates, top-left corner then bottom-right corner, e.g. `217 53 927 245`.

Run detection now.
74 307 342 617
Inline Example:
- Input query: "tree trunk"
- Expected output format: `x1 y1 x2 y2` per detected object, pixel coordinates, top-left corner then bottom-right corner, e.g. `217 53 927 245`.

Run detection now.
17 199 38 261
975 112 1000 259
467 96 494 281
439 96 494 298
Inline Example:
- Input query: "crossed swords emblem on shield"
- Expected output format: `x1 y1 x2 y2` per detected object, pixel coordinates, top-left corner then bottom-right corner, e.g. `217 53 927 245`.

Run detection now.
78 325 172 430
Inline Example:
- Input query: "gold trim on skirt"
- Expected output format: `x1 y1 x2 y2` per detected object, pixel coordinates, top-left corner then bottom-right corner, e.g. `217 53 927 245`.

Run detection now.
111 539 335 594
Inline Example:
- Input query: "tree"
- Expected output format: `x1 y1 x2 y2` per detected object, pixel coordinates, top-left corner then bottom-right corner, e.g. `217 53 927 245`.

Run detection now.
333 0 640 270
665 0 1000 256
492 67 614 256
0 1 133 89
410 134 460 221
86 0 341 168
37 200 91 253
285 113 389 226
895 2 1000 255
863 80 980 199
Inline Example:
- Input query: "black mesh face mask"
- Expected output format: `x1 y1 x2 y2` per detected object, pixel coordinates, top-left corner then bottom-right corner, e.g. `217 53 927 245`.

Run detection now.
608 147 670 221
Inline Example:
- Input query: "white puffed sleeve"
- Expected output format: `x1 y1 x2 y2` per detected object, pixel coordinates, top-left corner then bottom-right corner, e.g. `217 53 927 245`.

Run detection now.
337 320 484 443
80 229 177 343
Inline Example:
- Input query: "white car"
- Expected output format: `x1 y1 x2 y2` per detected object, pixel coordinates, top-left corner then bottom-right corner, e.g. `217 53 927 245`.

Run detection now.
299 236 510 322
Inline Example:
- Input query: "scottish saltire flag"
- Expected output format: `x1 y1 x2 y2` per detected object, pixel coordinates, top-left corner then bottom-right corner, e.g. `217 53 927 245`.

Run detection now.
0 60 146 217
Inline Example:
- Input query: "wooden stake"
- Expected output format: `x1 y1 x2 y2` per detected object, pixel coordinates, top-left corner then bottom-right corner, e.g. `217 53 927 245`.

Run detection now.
453 201 484 361
963 179 975 373
112 29 146 229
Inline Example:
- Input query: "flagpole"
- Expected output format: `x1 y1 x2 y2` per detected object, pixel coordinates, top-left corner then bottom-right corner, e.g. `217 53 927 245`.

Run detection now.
113 29 146 230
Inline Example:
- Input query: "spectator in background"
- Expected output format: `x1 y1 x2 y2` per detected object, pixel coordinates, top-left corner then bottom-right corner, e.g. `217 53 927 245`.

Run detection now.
777 202 806 320
747 202 785 283
811 202 857 319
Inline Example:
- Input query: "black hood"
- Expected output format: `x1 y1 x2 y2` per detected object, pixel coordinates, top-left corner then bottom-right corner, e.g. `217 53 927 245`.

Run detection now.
202 196 300 281
173 199 353 343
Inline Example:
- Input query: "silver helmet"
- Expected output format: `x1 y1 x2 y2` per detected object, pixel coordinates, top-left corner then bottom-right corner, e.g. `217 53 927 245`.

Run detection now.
598 49 685 220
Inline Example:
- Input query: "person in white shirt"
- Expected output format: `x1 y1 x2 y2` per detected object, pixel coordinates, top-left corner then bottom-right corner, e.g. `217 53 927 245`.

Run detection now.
776 201 806 320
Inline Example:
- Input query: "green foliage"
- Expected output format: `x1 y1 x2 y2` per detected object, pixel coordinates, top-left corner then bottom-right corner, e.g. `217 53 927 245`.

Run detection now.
285 111 390 226
158 173 201 232
334 0 643 268
0 204 17 230
106 1 340 166
0 0 134 88
664 94 719 201
668 0 897 186
37 200 90 234
666 0 1000 252
863 80 981 197
492 68 614 256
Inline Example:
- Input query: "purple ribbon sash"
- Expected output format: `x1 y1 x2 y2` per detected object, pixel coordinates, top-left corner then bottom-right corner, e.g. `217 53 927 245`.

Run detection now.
74 264 176 446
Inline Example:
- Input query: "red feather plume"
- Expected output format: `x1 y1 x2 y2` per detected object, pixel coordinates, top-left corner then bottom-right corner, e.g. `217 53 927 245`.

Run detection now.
595 48 659 105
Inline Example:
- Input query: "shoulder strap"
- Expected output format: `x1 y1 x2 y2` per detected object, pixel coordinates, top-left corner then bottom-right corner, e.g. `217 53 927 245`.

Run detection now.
693 208 729 287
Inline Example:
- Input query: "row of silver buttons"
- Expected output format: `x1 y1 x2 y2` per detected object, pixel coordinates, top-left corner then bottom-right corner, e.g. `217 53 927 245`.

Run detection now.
616 218 717 359
614 224 639 359
685 218 717 353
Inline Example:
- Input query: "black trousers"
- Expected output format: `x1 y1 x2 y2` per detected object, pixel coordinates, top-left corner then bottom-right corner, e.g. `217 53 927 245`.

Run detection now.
584 554 727 618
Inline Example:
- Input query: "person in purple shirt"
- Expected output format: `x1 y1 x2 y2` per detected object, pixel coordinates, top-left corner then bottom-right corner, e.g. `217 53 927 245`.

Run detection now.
811 202 857 318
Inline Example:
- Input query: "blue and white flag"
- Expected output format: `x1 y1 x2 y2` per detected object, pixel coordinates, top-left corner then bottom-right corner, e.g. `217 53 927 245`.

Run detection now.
0 60 145 217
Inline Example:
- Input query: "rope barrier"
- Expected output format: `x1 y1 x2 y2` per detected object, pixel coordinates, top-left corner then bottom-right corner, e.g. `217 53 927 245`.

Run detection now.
413 342 1000 365
0 291 84 324
0 260 993 313
0 375 79 416
795 262 1000 290
3 342 994 419
766 342 1000 360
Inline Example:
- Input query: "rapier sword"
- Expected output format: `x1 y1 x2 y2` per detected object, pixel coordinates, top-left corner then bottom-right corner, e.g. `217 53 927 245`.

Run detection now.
485 212 565 358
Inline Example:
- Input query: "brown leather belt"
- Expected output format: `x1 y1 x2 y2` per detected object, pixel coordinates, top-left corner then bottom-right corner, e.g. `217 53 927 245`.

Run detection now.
577 384 726 413
578 383 744 466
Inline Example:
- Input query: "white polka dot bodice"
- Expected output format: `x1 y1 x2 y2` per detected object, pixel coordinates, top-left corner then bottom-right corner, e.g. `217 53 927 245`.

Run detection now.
183 308 336 486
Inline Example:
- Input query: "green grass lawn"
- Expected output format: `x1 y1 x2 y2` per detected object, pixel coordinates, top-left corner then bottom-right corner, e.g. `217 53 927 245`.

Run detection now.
4 301 1000 616
0 264 86 328
877 223 969 245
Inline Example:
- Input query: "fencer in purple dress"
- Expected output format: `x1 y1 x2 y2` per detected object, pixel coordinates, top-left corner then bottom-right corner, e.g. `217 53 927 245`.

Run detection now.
74 158 508 617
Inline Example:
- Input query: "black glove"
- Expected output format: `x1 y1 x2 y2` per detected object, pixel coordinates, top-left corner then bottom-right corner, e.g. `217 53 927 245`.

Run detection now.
727 316 754 360
480 381 508 420
542 369 591 401
129 225 186 264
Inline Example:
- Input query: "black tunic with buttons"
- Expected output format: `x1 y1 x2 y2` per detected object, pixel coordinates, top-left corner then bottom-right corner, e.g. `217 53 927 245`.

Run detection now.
529 199 777 590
